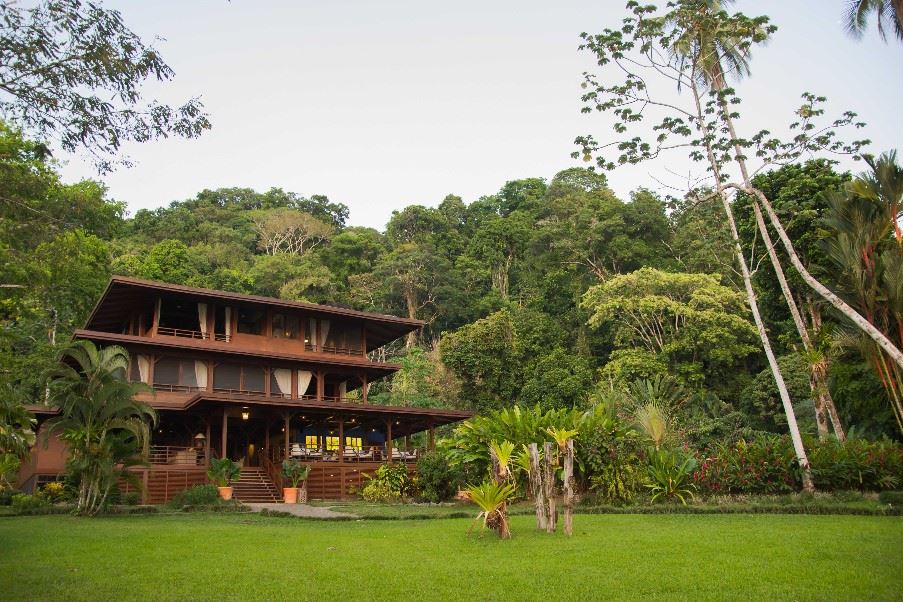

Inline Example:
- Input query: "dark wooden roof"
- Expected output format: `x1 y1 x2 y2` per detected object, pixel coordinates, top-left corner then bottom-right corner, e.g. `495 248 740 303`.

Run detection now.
84 276 423 351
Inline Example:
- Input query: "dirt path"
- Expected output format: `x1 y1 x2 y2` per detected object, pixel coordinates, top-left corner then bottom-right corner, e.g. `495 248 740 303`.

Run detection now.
245 502 356 519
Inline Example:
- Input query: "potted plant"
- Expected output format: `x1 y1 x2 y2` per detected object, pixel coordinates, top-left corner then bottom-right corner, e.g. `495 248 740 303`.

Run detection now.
281 459 311 504
207 457 241 500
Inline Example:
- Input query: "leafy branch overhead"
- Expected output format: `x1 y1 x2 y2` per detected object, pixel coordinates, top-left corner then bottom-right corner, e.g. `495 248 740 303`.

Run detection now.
0 0 211 172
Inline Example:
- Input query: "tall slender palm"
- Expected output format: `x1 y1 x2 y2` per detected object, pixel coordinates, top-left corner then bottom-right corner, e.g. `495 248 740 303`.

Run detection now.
667 1 848 441
662 0 816 489
823 152 903 432
45 340 156 516
844 0 903 42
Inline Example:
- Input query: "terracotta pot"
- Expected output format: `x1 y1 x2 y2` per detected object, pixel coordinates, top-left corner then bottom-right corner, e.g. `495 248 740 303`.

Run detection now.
217 486 233 501
283 487 299 504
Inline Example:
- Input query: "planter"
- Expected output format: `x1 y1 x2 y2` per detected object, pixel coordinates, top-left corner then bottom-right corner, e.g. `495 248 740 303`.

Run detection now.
283 487 299 504
217 486 233 501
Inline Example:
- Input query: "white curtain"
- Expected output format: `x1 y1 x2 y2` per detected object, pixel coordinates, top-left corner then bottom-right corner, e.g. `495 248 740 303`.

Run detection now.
198 303 208 337
224 307 232 341
320 319 331 347
338 380 347 400
154 297 162 330
308 318 317 347
137 355 150 383
273 368 292 396
194 361 208 389
297 370 313 397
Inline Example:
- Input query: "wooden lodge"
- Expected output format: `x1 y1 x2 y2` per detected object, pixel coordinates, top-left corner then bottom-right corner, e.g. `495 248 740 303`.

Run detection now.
17 276 472 502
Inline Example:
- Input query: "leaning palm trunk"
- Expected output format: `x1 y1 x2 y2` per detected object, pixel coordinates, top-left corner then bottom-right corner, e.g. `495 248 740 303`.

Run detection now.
707 74 845 441
690 80 815 491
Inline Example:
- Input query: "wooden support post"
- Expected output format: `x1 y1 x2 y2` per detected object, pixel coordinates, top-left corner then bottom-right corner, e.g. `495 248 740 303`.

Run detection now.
362 373 368 404
317 370 324 400
429 424 436 451
338 419 345 464
264 420 270 458
151 296 161 336
362 327 367 357
206 361 213 393
563 439 575 537
543 442 556 533
221 410 228 460
386 420 393 464
205 421 211 466
404 434 410 452
528 443 547 530
284 413 291 460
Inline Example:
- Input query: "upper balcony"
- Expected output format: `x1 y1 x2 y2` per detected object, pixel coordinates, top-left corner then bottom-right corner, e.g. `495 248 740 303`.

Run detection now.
81 276 423 363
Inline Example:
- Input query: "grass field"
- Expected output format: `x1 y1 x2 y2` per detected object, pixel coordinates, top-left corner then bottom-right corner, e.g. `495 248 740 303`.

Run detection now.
1 513 900 601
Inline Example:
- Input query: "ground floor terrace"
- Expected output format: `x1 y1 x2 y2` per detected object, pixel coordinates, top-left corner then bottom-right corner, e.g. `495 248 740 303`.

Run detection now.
18 397 471 503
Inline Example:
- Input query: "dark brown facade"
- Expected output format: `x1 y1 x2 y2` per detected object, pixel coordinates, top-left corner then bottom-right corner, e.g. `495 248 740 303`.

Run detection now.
19 276 471 501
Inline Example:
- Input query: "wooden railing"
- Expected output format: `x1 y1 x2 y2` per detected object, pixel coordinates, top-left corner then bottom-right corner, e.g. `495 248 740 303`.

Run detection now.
156 326 209 340
260 453 283 491
304 343 365 358
148 445 208 466
281 444 421 463
152 383 204 393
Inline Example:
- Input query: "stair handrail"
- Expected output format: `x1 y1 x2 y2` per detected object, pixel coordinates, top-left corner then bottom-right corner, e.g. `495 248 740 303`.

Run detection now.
260 454 283 492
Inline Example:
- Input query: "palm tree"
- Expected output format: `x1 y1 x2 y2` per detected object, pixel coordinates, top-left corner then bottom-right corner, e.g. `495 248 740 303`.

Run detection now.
662 0 817 489
668 1 851 441
822 152 903 432
844 0 903 42
45 340 156 516
465 480 516 539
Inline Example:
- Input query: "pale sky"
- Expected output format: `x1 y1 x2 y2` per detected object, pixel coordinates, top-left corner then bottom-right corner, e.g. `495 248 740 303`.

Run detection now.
55 1 903 229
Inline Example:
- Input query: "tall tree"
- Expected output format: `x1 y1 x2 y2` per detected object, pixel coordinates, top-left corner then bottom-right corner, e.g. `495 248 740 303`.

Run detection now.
0 0 210 172
45 341 156 516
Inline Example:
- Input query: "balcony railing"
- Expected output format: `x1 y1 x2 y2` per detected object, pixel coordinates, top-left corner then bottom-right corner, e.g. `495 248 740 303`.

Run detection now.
154 327 231 342
149 445 208 466
152 383 204 393
280 445 421 463
305 343 365 358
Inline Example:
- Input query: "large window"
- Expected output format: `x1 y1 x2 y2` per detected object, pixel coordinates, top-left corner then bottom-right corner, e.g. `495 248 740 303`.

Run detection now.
236 306 264 335
213 363 265 393
154 358 200 388
243 366 265 392
272 313 300 339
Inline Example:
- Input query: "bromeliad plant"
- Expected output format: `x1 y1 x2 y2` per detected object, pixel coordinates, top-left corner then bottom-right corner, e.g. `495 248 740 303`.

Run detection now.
465 480 516 539
646 448 698 505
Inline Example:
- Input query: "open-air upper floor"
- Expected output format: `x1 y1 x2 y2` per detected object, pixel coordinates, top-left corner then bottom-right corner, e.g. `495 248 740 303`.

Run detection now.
79 276 424 364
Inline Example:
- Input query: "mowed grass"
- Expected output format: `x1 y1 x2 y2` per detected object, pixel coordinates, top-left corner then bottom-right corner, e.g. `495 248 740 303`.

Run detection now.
0 513 900 601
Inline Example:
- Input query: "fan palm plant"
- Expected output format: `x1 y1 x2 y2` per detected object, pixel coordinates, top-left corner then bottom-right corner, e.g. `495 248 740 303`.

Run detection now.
844 0 903 42
465 480 516 539
45 341 156 516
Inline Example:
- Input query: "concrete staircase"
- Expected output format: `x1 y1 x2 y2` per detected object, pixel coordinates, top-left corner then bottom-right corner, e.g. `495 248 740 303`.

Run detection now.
232 467 280 503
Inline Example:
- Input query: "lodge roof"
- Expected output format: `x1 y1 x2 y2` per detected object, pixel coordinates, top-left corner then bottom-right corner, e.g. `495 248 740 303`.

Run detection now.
84 276 424 351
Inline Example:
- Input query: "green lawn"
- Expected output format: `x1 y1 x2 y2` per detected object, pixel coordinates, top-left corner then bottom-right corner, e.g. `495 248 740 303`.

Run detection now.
1 513 900 601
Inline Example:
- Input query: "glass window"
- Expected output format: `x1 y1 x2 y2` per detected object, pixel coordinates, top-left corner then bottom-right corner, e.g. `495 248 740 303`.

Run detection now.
272 313 299 339
154 357 180 385
345 437 362 450
180 360 198 387
236 306 264 335
213 364 241 391
305 435 319 450
129 354 141 382
325 436 339 451
243 366 265 392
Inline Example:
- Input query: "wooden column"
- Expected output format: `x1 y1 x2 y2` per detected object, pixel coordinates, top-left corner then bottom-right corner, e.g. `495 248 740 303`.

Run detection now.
284 413 291 460
206 360 213 393
205 421 211 465
386 419 393 464
338 419 345 464
291 369 298 400
361 327 367 357
361 373 368 404
405 434 411 452
429 424 436 451
151 296 161 336
317 369 324 400
264 420 270 458
221 410 228 459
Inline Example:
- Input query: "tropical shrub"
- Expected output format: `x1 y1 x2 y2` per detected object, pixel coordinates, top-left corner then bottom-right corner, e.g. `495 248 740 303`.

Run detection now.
694 435 798 495
416 450 462 503
281 459 311 488
11 492 51 513
579 412 646 503
361 463 414 502
167 484 222 507
207 458 241 487
646 448 697 504
807 438 903 491
0 488 20 505
40 481 68 503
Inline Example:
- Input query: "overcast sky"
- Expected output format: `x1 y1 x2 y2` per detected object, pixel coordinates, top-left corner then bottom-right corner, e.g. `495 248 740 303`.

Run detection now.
56 1 903 229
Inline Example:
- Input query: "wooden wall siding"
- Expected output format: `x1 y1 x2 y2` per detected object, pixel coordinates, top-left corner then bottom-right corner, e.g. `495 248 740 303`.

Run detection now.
120 467 208 505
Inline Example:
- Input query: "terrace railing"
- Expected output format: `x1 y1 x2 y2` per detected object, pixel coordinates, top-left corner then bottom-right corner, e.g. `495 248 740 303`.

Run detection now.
148 445 207 466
